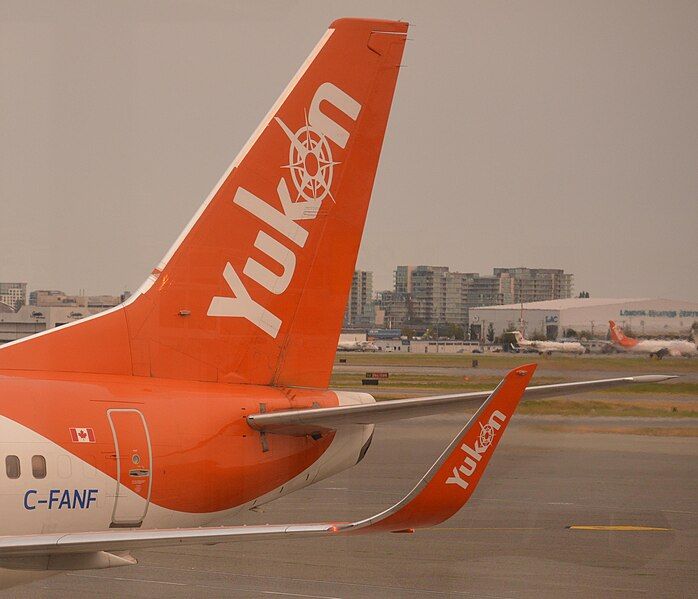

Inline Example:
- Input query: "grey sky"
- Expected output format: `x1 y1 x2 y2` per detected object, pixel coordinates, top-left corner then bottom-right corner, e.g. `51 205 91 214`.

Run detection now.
1 0 696 299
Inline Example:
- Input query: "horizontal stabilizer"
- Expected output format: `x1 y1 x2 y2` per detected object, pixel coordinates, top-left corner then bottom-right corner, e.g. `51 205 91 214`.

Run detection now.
247 375 678 436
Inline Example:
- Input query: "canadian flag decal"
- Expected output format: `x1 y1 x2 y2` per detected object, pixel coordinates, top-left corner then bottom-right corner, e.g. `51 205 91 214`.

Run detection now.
69 427 96 443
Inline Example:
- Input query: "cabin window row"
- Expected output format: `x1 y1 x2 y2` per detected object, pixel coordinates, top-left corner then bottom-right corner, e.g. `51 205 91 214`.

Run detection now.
5 455 46 479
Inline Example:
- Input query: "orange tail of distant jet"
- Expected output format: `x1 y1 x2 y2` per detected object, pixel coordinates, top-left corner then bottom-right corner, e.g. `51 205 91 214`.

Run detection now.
0 18 408 387
608 320 638 348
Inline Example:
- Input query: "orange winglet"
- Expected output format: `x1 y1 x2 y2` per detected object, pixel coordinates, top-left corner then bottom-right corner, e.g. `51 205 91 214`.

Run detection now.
341 364 537 533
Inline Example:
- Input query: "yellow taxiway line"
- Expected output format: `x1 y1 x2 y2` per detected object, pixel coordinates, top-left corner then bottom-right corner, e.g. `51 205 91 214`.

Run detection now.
567 525 671 531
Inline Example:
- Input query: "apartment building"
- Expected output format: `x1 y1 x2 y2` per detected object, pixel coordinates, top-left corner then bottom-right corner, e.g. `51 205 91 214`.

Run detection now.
0 282 27 311
495 268 573 304
344 270 374 327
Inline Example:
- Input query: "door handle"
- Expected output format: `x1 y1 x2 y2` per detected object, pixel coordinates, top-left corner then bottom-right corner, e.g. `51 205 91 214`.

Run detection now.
128 469 150 477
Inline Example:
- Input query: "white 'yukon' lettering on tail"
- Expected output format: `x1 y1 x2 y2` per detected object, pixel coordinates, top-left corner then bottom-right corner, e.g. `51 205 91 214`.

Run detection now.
243 231 296 295
309 82 361 149
207 82 362 337
446 410 506 490
207 263 282 338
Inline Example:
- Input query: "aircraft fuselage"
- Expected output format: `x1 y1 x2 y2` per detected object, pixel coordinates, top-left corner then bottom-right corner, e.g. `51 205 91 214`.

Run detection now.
0 371 373 537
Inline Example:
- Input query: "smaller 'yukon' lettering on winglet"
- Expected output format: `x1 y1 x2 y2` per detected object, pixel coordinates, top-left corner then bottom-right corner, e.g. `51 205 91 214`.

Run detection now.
445 410 507 490
445 468 470 490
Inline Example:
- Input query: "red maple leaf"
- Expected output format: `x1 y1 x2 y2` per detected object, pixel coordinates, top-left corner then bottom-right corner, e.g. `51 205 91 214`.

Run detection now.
78 430 87 440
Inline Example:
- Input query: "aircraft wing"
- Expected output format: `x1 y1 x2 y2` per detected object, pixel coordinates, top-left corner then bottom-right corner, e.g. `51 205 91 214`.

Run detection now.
0 365 536 566
247 375 676 436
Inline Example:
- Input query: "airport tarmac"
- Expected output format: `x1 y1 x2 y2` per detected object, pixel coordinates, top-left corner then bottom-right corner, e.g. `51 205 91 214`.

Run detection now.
8 415 697 598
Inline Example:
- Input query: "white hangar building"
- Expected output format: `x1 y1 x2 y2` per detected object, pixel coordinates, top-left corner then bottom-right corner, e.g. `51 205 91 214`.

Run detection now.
469 298 698 340
0 305 103 344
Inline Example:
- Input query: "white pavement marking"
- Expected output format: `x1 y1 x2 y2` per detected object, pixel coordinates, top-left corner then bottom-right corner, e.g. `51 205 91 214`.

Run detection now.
66 572 186 586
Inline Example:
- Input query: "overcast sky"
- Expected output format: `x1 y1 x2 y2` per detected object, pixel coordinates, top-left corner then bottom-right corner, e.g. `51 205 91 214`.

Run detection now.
1 0 696 299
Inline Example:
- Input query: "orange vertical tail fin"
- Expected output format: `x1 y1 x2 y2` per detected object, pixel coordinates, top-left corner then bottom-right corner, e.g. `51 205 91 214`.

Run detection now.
0 18 409 387
609 320 637 347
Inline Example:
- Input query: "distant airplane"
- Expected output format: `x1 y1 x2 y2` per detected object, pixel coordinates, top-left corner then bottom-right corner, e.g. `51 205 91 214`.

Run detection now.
337 340 379 352
609 320 697 358
0 18 674 591
509 331 586 355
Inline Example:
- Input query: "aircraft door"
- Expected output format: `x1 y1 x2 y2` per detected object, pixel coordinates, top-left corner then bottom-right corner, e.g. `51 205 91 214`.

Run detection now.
107 409 152 528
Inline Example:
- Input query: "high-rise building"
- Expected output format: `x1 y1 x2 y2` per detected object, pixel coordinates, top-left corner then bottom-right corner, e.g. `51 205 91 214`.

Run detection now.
390 266 470 327
0 282 27 311
344 270 374 327
494 268 573 304
375 290 407 329
394 265 414 296
409 266 450 324
463 274 501 311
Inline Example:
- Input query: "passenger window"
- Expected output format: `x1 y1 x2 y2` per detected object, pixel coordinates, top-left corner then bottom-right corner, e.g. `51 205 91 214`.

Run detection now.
6 455 20 479
57 455 72 479
32 455 47 479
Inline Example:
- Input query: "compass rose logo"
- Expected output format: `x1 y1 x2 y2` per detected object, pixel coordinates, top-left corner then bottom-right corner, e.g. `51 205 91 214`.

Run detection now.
208 82 362 338
478 422 495 448
275 114 339 209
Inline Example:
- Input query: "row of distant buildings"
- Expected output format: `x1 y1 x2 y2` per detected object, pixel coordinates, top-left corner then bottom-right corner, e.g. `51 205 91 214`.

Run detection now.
343 268 698 341
0 284 129 311
4 275 694 346
0 283 131 344
344 266 574 329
